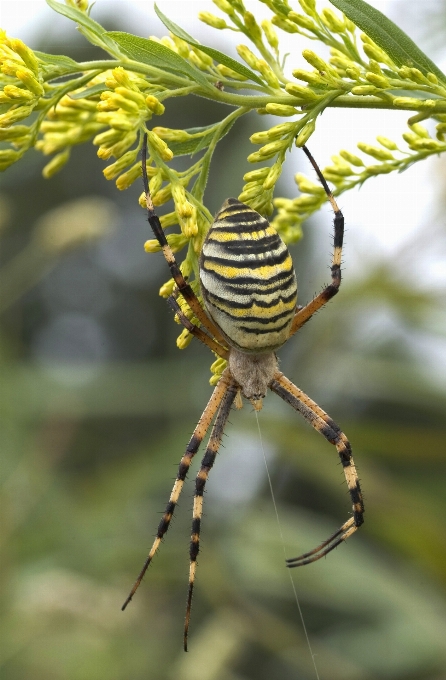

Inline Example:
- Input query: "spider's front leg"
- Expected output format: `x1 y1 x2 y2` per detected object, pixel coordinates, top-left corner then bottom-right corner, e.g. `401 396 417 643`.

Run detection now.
270 372 364 565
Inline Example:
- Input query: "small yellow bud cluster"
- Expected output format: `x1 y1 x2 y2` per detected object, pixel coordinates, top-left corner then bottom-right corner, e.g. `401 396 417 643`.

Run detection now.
93 68 166 188
236 44 281 90
171 182 198 238
0 36 43 169
403 122 445 152
210 356 228 386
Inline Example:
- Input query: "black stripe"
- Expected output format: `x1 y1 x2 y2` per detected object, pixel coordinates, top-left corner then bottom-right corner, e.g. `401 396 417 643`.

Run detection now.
238 318 291 334
203 248 290 269
221 273 297 296
211 216 268 229
203 268 295 287
333 212 344 248
205 288 297 310
206 235 281 253
234 308 293 324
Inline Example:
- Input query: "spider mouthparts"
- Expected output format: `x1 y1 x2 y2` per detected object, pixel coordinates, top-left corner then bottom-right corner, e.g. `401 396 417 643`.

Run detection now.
250 398 263 411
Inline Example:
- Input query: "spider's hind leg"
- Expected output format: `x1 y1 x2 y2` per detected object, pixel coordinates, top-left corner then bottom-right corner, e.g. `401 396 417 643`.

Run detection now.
269 372 364 566
121 369 233 611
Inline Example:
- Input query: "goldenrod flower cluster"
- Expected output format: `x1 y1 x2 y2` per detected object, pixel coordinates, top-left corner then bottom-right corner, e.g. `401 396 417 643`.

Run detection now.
2 0 446 382
0 33 44 169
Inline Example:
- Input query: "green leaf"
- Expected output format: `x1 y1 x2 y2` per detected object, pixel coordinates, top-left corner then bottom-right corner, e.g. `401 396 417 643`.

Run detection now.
45 0 118 53
70 83 107 99
105 32 213 91
167 123 232 157
34 51 79 72
154 4 265 87
330 0 446 85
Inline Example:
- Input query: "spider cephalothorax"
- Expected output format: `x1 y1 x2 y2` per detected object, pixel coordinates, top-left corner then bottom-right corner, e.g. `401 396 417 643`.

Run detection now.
121 135 364 651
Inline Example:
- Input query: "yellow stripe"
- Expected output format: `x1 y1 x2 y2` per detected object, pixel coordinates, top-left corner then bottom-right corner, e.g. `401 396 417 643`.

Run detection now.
214 298 296 319
204 255 293 280
208 225 276 243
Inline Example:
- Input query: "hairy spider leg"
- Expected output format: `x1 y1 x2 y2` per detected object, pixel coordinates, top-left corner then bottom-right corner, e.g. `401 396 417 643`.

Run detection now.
142 133 227 347
184 379 238 651
167 295 229 360
121 369 233 611
269 372 364 566
289 145 344 336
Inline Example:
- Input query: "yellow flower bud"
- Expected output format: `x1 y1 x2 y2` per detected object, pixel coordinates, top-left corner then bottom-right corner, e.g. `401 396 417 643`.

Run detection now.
271 15 299 33
212 0 234 14
256 60 280 89
302 50 328 73
351 85 378 96
365 72 390 88
321 8 344 33
42 149 70 178
177 328 193 349
152 184 173 206
103 149 138 180
115 162 142 190
0 124 30 141
250 130 270 144
295 120 316 147
357 142 395 161
15 68 44 96
238 185 262 203
144 239 162 253
159 212 178 228
9 38 39 74
152 127 190 142
145 95 165 116
147 131 173 161
298 0 316 14
376 136 398 150
243 167 270 182
93 128 122 148
285 82 319 101
236 44 259 70
159 278 176 298
170 34 190 58
244 11 262 42
198 12 227 29
114 86 146 107
0 104 34 127
3 84 34 100
264 103 297 116
291 68 323 85
257 139 288 158
288 12 316 30
294 173 325 194
261 20 278 50
216 64 248 81
393 97 435 110
339 150 364 166
263 161 282 190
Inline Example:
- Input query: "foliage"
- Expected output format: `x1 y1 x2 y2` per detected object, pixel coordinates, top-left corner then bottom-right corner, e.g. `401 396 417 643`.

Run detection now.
2 0 446 377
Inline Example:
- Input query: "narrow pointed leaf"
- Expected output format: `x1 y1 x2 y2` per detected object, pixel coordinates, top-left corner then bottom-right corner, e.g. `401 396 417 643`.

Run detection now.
106 32 213 90
45 0 118 52
330 0 446 85
154 4 265 87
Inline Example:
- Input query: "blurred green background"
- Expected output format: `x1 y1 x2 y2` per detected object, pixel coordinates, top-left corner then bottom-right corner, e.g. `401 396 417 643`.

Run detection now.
1 2 446 679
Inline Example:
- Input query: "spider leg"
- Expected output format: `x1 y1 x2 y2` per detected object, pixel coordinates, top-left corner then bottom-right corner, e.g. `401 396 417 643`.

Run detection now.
289 145 344 337
121 369 233 611
141 134 226 345
269 372 364 566
167 295 229 360
184 378 238 652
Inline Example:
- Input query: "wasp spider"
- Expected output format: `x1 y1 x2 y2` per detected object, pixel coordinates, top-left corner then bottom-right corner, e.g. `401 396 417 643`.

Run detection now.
122 136 364 650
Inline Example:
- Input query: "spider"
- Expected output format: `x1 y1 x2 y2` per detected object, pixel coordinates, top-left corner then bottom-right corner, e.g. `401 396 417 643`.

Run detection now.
122 135 364 650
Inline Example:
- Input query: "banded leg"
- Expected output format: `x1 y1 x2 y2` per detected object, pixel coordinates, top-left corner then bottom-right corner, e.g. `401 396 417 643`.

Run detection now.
167 295 229 360
269 372 364 566
141 134 226 345
121 369 233 611
289 145 344 336
184 379 238 651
